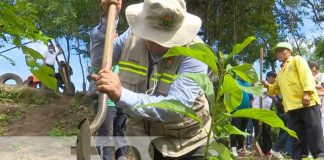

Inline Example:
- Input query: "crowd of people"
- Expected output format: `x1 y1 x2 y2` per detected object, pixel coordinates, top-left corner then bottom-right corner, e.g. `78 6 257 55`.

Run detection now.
230 42 324 160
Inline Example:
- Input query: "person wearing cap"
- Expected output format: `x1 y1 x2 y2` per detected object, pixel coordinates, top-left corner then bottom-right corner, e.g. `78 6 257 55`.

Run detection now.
262 42 324 159
90 0 211 159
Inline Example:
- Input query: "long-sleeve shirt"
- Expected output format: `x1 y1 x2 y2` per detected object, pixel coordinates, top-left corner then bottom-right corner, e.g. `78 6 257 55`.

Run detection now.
268 55 321 112
89 17 208 122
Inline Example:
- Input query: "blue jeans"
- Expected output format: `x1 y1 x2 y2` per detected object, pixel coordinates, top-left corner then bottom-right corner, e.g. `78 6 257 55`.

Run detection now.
246 119 253 149
94 102 127 160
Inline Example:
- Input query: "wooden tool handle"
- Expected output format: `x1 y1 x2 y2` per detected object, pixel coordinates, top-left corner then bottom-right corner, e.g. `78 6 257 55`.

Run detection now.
90 4 117 134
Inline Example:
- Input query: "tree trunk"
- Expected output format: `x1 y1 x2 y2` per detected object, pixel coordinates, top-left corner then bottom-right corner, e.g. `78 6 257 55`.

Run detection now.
55 39 68 63
233 0 237 44
65 36 72 80
77 39 86 92
66 37 71 65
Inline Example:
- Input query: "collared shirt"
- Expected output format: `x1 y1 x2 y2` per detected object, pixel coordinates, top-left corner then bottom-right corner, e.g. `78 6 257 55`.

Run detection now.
89 18 207 122
268 56 321 112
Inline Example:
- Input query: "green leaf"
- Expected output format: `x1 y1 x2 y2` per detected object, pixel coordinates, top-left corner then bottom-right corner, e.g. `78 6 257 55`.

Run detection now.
208 141 233 160
238 85 263 96
220 75 242 112
21 46 44 60
31 66 57 91
12 36 21 46
226 36 256 61
164 43 218 74
225 64 232 72
136 100 201 123
224 124 250 137
230 63 259 83
22 46 56 91
219 51 225 62
0 54 15 66
179 73 216 108
232 109 297 138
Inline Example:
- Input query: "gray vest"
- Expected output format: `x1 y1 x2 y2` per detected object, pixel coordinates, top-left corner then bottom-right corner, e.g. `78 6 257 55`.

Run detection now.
118 32 212 157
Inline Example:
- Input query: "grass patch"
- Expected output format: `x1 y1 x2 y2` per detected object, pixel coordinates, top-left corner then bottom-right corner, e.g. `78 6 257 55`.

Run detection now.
48 127 79 137
70 97 80 112
0 114 7 124
0 87 23 103
0 127 4 135
0 85 56 105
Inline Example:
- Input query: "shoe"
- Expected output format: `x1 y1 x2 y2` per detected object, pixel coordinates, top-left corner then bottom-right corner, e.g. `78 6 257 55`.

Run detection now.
231 147 238 157
237 148 252 156
270 149 284 159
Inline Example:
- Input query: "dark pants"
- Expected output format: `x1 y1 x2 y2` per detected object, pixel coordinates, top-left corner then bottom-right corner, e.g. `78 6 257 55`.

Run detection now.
230 117 249 149
46 64 55 71
287 105 324 159
94 103 127 160
246 119 253 149
112 108 127 159
273 113 293 156
153 145 205 160
252 120 272 153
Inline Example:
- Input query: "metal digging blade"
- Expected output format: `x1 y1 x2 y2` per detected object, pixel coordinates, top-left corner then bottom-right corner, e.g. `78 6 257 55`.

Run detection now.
76 118 100 160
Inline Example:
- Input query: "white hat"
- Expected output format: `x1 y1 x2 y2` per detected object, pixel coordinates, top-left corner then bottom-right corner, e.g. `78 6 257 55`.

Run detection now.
273 42 293 52
125 0 202 48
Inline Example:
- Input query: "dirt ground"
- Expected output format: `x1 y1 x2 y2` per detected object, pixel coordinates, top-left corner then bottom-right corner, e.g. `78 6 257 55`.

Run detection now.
0 85 95 159
2 96 71 136
0 85 93 136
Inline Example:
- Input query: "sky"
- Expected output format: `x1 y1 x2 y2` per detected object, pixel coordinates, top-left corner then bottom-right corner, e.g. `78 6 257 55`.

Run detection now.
0 15 323 91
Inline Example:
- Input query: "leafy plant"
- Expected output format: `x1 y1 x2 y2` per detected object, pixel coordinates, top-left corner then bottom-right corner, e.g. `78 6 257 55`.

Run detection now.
140 36 297 159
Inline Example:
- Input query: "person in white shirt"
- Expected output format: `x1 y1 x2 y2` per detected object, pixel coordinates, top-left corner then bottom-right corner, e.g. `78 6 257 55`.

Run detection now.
252 71 277 156
43 44 62 71
308 61 324 100
308 61 324 136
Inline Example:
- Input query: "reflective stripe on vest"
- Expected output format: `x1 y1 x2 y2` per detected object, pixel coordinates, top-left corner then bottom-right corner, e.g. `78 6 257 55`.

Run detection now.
119 61 147 76
150 72 176 84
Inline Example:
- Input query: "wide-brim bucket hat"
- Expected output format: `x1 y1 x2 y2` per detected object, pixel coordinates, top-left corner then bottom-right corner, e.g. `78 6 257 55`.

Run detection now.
125 0 202 48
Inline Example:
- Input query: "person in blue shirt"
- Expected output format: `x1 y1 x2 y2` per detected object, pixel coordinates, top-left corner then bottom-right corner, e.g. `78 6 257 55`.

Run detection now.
89 0 212 159
230 78 253 157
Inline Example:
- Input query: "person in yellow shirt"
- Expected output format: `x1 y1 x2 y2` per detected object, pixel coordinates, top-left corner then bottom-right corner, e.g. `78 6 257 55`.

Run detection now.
262 42 324 159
